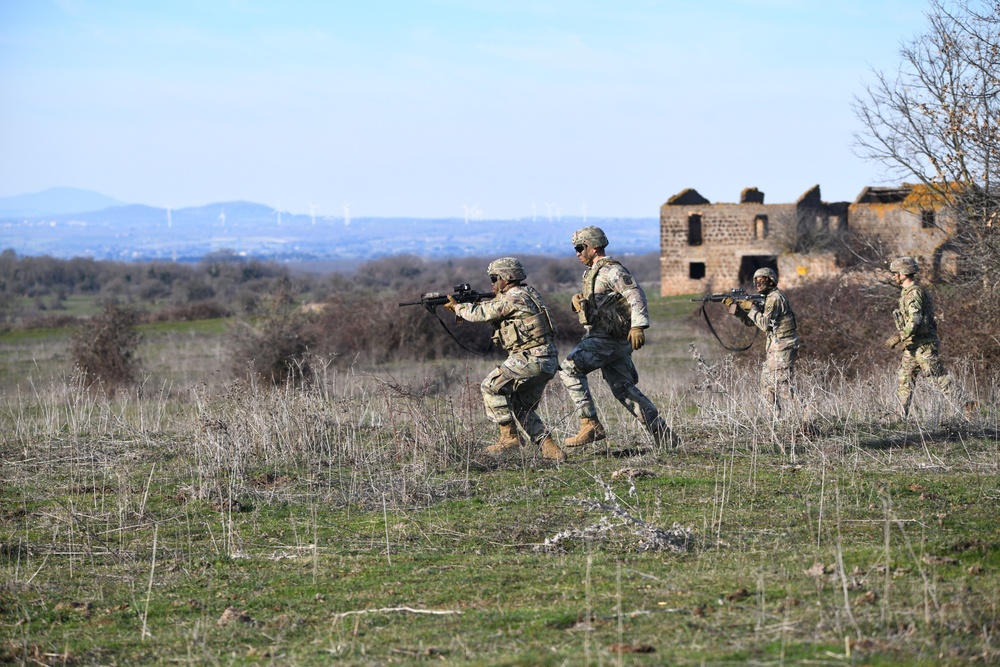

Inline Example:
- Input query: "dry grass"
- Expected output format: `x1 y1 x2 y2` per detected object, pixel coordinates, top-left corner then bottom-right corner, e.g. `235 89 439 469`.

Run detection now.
1 294 998 666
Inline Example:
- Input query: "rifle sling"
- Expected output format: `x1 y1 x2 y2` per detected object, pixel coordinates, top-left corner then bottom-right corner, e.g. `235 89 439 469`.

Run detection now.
699 301 759 352
430 307 493 356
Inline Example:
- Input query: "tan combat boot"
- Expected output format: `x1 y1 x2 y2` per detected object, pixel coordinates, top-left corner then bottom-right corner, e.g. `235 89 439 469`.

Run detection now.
563 417 607 448
539 435 567 462
486 421 521 454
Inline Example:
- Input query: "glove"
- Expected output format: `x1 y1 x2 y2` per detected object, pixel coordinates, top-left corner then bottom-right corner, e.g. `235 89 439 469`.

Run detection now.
443 295 459 313
571 292 585 313
885 333 901 350
628 327 645 351
739 300 756 311
721 297 734 308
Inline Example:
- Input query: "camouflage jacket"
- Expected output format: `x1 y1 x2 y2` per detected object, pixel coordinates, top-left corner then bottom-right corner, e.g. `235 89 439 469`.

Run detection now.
741 288 799 351
579 256 650 340
893 283 939 348
452 284 557 356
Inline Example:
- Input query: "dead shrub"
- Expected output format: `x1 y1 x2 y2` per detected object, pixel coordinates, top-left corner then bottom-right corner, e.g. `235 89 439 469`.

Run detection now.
302 289 584 364
230 284 317 385
143 300 232 323
70 302 142 390
780 277 996 382
20 313 84 330
787 278 898 379
932 285 1000 380
306 291 497 362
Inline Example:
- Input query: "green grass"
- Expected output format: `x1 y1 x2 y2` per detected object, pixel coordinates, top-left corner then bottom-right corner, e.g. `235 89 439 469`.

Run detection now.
3 406 998 665
1 300 998 665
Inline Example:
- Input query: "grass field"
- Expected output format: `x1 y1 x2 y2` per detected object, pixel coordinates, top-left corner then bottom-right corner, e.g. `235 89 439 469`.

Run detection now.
2 295 998 666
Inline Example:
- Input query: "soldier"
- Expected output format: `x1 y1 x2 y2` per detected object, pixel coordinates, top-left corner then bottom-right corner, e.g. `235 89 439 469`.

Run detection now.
723 267 800 416
884 256 959 418
559 226 675 448
444 257 566 462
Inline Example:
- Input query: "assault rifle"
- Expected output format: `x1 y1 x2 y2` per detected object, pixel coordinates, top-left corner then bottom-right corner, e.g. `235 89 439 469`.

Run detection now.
691 288 763 352
691 288 764 306
398 283 494 313
399 283 495 355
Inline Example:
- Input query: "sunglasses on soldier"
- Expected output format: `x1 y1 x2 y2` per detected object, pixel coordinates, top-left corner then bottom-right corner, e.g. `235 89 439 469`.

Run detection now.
489 275 499 283
574 244 587 254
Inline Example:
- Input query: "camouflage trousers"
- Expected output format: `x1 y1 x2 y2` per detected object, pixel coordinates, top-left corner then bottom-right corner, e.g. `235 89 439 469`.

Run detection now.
559 335 661 427
761 344 798 416
897 343 956 417
482 351 558 445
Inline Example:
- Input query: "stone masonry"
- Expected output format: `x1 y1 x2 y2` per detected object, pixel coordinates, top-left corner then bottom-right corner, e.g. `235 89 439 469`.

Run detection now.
659 184 955 296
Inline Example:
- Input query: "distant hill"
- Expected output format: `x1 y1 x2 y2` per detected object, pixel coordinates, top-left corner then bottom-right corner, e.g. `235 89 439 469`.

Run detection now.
0 187 127 217
0 190 661 262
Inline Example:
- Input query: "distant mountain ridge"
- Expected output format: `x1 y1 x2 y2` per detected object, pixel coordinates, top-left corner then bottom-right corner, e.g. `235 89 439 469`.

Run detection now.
0 187 126 217
0 188 661 262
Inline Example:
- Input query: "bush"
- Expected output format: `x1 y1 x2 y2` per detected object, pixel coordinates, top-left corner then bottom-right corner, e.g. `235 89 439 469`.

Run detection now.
697 276 998 383
787 278 898 379
142 300 232 323
70 302 142 390
229 284 317 385
930 284 1000 380
299 288 585 365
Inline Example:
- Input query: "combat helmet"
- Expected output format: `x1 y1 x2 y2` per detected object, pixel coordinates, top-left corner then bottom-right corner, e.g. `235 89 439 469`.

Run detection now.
487 257 526 282
571 226 609 249
753 267 778 284
889 256 919 275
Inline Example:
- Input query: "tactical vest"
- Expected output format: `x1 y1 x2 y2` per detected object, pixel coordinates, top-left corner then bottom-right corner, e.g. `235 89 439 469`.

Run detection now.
494 285 557 351
894 284 938 346
769 291 797 339
583 258 632 338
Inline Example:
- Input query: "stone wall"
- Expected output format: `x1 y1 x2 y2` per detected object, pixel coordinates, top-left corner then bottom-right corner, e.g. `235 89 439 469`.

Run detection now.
659 199 793 294
659 184 955 296
848 202 954 276
777 252 841 288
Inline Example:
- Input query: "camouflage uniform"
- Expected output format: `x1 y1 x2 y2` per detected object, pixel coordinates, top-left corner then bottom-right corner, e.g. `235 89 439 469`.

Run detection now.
892 281 956 416
735 287 800 413
559 256 667 435
452 283 559 448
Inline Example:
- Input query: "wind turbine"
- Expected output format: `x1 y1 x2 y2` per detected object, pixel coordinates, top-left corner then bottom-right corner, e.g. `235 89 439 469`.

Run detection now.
309 203 317 226
343 203 351 226
546 203 554 223
273 202 282 227
218 208 227 226
166 207 172 229
462 204 470 225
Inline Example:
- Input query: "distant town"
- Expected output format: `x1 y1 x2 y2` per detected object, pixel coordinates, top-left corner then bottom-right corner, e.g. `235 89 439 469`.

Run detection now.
0 188 660 263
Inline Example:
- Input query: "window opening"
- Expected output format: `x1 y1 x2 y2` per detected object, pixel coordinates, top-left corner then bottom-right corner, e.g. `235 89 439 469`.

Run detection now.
687 214 702 246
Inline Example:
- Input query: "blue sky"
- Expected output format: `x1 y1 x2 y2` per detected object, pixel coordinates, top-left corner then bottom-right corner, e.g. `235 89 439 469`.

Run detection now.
0 0 928 219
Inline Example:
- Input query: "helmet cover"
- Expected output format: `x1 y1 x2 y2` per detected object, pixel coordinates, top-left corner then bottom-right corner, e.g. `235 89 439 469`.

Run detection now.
571 226 609 249
487 257 526 281
753 267 778 283
889 256 919 275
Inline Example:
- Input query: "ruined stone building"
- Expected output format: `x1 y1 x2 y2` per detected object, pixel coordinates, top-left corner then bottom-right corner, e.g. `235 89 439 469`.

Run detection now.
658 184 956 296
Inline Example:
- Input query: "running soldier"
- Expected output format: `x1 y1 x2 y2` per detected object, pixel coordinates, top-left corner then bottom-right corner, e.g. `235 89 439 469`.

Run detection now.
559 226 675 448
445 257 566 461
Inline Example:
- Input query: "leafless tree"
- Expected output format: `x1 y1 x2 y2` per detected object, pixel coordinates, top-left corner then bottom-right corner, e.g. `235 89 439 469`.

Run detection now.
853 0 1000 292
